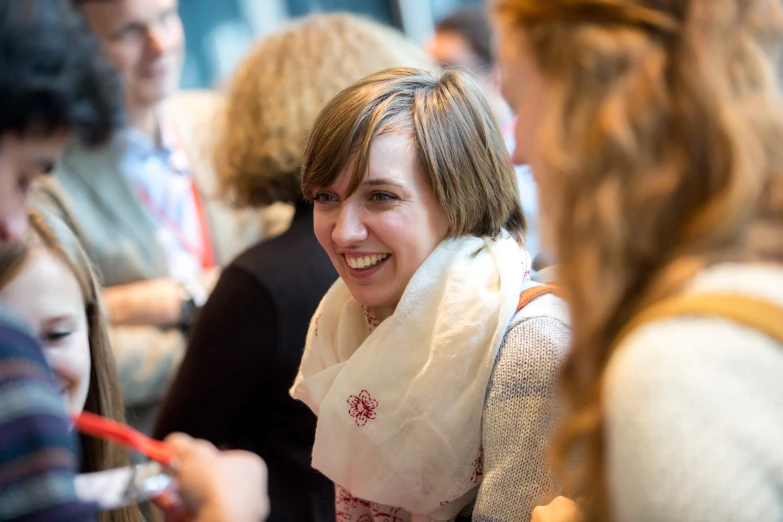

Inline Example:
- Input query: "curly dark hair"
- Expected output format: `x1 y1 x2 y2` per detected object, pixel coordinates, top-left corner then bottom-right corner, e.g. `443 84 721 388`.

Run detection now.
0 0 122 146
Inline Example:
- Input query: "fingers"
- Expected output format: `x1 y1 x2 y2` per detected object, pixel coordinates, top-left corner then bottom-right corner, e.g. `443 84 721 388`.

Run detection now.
164 433 219 462
530 496 581 522
153 491 187 522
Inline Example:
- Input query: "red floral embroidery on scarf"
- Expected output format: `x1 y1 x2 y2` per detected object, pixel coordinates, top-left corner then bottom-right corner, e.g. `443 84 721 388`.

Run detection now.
440 501 450 507
371 504 406 521
357 516 373 522
362 305 380 331
336 511 352 522
522 260 531 280
470 449 484 484
314 314 320 337
337 486 371 510
347 390 378 427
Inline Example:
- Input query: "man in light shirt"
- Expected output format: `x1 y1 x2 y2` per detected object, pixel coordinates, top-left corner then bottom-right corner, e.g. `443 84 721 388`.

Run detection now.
0 1 267 520
35 0 271 434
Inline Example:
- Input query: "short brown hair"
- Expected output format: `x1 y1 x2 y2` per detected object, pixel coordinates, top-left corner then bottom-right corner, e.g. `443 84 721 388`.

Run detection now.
300 67 526 241
215 13 437 207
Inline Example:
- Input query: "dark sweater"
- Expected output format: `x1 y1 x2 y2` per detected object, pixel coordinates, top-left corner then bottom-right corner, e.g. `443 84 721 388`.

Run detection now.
154 201 337 522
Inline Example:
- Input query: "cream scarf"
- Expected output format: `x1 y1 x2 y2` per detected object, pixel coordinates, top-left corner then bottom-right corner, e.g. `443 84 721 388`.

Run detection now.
291 233 530 520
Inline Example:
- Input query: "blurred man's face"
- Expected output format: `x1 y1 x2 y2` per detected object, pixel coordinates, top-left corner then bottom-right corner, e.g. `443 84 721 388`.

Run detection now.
80 0 184 115
428 30 483 76
0 133 68 243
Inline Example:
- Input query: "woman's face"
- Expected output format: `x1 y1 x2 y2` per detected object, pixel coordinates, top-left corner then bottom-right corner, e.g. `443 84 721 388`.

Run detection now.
313 132 449 316
498 30 548 182
0 248 91 414
498 28 555 248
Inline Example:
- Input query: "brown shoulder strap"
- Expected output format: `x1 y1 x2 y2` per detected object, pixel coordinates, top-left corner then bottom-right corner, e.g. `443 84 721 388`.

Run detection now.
616 293 783 348
516 284 557 313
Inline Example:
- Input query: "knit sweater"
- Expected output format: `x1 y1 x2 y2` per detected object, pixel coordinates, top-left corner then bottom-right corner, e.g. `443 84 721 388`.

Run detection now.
605 263 783 521
336 290 571 522
0 306 96 521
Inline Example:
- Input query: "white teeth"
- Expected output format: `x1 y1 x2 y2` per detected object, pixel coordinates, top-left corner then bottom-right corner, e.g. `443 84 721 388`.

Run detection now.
346 253 390 270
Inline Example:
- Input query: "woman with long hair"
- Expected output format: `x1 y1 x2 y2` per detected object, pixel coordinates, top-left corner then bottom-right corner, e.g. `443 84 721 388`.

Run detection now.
0 209 142 522
493 0 783 520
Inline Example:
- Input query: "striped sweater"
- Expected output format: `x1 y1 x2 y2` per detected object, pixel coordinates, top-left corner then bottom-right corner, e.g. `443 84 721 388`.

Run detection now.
0 307 96 521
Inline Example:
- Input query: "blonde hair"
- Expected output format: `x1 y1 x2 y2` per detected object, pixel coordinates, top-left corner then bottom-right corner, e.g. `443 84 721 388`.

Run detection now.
215 12 437 207
300 67 526 241
0 209 141 522
494 0 783 519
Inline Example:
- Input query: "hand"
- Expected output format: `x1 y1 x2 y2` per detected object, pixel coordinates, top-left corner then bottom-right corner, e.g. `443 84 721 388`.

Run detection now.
103 279 183 327
155 433 269 522
530 497 581 522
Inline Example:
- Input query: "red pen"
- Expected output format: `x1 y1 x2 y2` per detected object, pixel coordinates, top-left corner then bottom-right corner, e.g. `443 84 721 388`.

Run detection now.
72 411 177 466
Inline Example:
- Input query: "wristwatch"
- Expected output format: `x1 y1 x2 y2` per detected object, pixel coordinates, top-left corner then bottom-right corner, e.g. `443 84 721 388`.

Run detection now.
178 280 207 332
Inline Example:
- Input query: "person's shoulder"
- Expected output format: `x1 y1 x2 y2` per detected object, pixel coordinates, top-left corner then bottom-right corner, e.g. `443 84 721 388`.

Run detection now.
503 289 570 352
231 221 336 289
499 305 570 364
487 294 571 401
230 232 302 280
608 262 783 400
608 314 783 404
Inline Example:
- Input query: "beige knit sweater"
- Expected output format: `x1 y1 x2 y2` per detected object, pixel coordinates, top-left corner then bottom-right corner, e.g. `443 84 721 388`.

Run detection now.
605 263 783 521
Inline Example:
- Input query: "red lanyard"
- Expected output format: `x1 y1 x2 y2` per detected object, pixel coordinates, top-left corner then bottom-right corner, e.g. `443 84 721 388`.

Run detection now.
133 117 216 270
134 180 215 270
73 411 176 466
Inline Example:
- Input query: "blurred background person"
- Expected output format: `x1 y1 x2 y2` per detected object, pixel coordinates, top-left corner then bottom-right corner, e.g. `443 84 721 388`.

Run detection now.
35 0 276 435
0 1 267 520
427 6 541 260
494 0 783 520
0 209 144 522
154 13 437 522
0 0 122 518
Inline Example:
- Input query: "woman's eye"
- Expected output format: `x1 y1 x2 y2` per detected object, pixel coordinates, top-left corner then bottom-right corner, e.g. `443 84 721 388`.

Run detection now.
313 193 337 203
370 192 397 203
43 329 71 344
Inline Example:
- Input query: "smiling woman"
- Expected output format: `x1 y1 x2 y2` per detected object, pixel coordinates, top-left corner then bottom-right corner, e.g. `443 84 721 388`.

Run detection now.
311 132 449 317
293 67 572 521
0 209 142 522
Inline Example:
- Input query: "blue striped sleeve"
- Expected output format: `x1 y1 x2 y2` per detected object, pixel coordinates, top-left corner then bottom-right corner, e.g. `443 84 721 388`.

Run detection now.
0 318 97 521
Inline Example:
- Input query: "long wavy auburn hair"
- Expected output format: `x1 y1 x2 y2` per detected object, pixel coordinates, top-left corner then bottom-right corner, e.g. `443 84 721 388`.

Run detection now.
493 0 783 520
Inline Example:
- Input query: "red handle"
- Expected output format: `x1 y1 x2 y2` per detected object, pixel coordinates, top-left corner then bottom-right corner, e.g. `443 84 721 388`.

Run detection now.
72 411 177 466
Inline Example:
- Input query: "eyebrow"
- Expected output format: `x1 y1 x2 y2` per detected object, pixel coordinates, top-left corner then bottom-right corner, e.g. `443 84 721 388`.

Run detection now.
362 178 405 188
42 314 78 326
